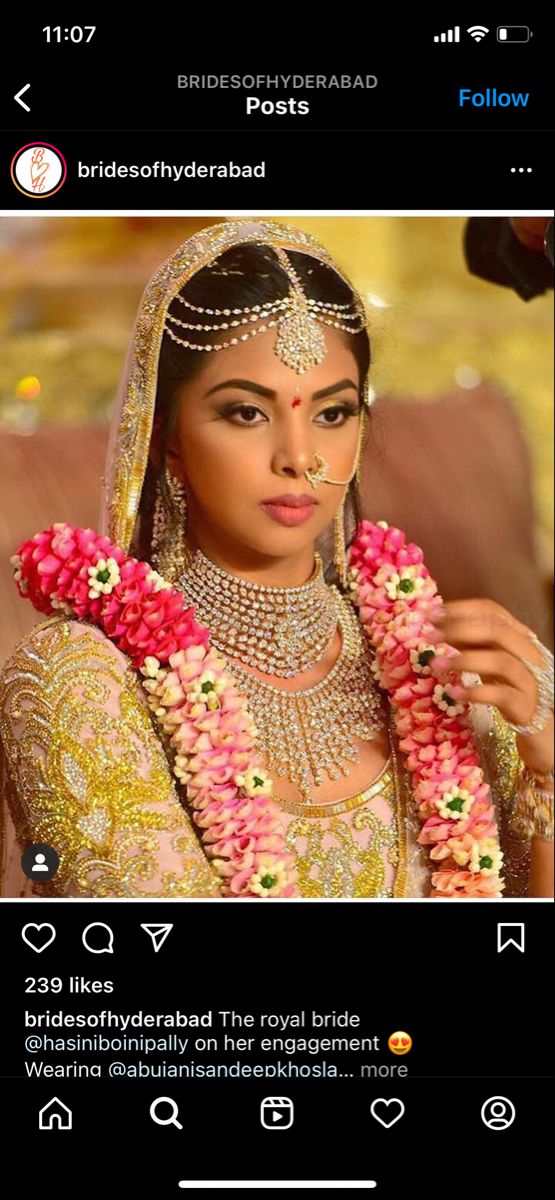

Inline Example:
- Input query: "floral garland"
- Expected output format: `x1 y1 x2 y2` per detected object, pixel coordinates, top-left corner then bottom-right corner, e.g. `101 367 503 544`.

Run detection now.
11 519 503 898
348 521 503 897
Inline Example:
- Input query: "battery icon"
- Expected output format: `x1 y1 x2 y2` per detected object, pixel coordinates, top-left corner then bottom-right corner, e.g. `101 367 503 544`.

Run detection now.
497 26 532 42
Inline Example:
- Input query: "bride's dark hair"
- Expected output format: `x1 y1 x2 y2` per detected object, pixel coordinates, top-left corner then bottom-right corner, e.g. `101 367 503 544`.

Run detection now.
136 242 371 582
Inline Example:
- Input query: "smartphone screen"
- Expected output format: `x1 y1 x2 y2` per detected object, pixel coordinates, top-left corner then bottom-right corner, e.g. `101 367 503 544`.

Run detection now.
1 17 553 1193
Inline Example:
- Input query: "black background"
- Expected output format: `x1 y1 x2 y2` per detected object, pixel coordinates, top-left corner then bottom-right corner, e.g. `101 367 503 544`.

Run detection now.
1 10 553 1195
3 901 552 1194
1 129 548 208
1 14 550 208
1 18 549 131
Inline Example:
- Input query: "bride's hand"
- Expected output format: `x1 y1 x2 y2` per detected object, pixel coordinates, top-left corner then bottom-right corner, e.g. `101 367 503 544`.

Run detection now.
430 598 554 774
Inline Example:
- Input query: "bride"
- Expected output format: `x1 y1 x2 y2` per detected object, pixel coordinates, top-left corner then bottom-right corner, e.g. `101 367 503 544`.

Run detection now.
1 218 553 898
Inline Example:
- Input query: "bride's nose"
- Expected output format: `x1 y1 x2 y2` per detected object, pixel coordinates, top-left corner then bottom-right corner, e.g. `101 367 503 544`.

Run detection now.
271 421 316 479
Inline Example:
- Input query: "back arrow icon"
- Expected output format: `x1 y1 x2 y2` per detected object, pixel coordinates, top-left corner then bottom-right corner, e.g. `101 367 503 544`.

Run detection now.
15 84 31 112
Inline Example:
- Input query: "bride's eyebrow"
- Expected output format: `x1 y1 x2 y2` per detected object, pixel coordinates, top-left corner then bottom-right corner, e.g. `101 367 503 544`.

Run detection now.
204 378 359 401
313 379 359 400
205 379 274 400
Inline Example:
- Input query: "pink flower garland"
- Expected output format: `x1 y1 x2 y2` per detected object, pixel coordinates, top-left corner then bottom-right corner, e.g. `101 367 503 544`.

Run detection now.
347 520 503 896
11 518 504 898
11 523 296 898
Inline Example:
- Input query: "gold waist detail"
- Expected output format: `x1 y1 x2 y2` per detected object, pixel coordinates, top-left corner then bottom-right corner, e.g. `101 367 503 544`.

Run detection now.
277 754 399 898
275 755 394 817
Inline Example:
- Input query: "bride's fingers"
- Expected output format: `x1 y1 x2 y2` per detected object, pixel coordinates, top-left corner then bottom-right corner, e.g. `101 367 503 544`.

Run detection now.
433 597 535 642
437 649 537 697
429 615 545 670
456 681 536 728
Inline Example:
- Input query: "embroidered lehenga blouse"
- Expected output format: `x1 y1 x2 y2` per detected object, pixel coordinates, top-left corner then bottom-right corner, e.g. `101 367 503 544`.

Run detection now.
0 613 531 899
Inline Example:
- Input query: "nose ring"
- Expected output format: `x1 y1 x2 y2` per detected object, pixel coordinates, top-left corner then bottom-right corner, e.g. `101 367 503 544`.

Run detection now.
305 452 330 488
304 452 353 489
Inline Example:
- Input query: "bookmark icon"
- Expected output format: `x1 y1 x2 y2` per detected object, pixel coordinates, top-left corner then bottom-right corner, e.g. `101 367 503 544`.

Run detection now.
141 923 173 953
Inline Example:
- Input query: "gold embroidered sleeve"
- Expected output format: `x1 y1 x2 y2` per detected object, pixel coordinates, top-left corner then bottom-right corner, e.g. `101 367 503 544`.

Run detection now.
475 706 531 897
0 616 220 897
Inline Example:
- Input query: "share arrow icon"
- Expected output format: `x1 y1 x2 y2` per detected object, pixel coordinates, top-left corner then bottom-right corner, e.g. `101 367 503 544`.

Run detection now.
141 923 173 953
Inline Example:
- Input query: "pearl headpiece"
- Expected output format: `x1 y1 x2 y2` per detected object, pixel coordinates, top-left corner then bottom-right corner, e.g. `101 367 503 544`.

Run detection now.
163 245 366 375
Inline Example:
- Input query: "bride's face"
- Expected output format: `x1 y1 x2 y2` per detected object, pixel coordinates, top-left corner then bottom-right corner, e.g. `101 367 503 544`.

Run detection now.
166 327 363 570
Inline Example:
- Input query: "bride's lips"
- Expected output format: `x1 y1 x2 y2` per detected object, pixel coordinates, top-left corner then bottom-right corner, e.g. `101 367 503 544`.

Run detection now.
260 493 318 527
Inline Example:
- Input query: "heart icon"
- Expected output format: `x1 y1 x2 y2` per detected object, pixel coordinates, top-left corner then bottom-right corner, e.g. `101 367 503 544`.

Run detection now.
370 1098 405 1129
21 923 56 953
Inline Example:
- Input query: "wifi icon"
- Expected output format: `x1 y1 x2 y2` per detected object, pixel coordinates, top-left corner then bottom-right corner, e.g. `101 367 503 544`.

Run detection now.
467 25 489 41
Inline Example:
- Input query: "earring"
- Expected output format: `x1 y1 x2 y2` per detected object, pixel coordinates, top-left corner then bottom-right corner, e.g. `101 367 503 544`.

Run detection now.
334 411 368 588
151 466 188 583
333 496 348 590
355 409 368 486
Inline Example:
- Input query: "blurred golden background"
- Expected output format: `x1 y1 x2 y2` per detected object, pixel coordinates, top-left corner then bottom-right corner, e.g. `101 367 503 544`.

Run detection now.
0 215 553 664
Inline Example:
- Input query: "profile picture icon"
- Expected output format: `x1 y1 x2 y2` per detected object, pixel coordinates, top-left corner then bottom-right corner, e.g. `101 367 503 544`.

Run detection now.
21 842 60 881
480 1095 516 1130
11 142 67 198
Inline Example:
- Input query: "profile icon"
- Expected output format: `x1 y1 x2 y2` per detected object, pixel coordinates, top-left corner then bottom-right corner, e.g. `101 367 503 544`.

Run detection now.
21 843 59 881
480 1096 516 1130
10 142 67 198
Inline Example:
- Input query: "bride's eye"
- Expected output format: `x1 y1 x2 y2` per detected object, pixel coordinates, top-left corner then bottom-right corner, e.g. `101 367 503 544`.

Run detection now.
220 404 267 425
315 404 359 426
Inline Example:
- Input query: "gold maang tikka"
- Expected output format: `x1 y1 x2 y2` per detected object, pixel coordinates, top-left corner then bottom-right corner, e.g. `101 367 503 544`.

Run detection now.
151 466 188 582
164 245 366 375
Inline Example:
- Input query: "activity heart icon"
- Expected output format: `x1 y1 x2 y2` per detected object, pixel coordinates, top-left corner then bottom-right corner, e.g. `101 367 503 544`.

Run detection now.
370 1098 405 1128
21 923 56 953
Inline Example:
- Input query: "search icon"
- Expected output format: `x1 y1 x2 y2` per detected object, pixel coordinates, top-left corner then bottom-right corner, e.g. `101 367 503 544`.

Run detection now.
82 922 114 954
150 1096 183 1130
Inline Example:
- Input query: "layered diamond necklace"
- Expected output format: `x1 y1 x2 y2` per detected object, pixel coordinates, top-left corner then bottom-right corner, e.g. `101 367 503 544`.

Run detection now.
177 546 384 804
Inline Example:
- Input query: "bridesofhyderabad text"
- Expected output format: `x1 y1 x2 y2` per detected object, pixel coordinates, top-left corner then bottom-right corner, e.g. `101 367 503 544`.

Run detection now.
77 162 265 181
25 1010 361 1029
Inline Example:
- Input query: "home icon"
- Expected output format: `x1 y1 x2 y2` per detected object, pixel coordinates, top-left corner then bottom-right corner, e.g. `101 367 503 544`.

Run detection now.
39 1096 72 1130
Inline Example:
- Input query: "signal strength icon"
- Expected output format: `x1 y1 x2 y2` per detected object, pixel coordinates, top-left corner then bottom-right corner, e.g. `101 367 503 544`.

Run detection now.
467 25 489 41
434 26 460 42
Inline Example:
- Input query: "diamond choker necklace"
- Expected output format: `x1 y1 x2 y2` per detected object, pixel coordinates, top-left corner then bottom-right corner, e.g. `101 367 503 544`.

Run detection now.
176 545 384 803
177 546 338 678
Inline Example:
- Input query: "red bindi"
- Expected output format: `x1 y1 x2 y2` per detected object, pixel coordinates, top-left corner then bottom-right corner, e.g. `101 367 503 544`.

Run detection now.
291 394 302 408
